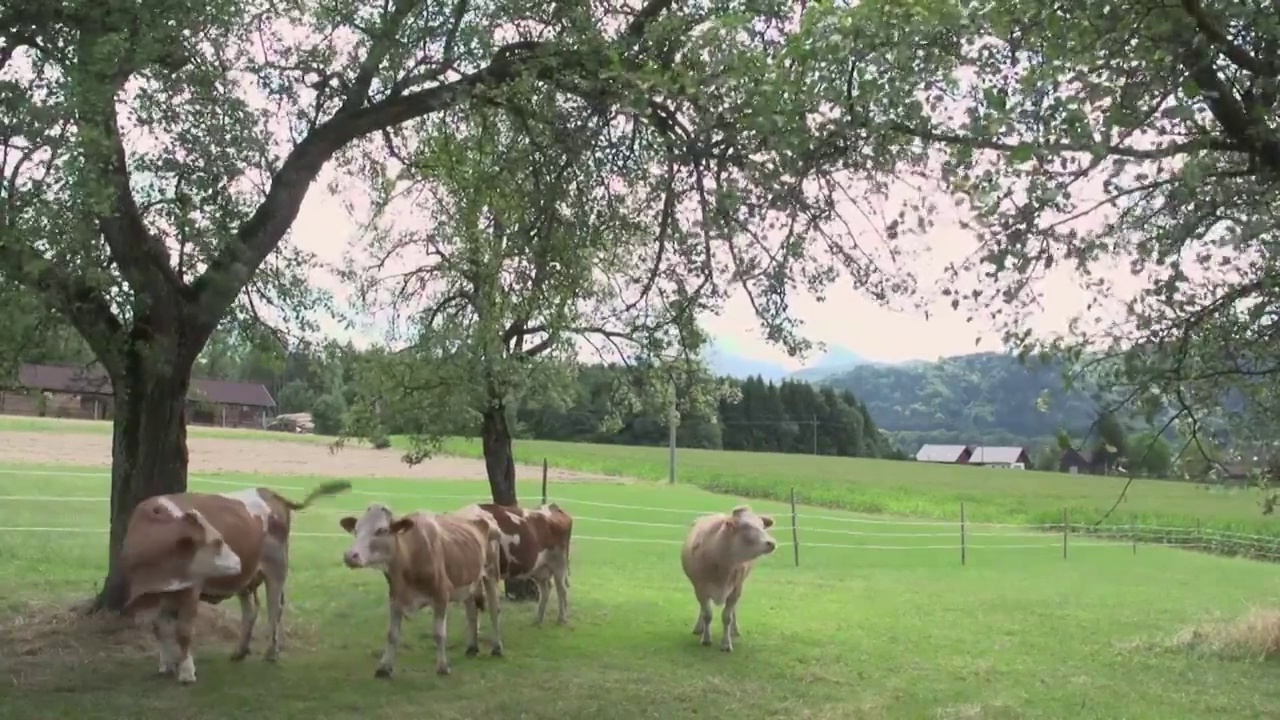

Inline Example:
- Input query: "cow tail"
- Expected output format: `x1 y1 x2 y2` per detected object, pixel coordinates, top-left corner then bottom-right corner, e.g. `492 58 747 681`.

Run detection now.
278 480 353 511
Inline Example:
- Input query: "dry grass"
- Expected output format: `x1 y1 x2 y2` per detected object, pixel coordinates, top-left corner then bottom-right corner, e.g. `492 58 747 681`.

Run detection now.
0 598 315 688
1158 607 1280 661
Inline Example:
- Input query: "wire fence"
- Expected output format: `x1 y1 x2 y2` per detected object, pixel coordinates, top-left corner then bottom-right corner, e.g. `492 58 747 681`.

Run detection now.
3 468 1280 565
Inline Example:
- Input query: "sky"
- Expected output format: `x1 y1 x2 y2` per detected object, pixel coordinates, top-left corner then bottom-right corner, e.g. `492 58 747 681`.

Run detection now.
290 172 1129 369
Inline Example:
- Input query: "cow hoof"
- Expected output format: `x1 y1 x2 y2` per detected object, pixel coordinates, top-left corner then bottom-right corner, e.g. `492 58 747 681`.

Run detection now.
229 650 249 663
436 666 451 676
720 644 733 653
374 667 393 679
700 637 711 647
263 650 280 663
490 646 504 658
465 646 479 657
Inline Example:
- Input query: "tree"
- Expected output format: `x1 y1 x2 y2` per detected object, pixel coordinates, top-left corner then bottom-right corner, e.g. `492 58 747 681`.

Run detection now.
343 91 725 503
851 0 1280 489
1125 431 1173 478
0 0 691 612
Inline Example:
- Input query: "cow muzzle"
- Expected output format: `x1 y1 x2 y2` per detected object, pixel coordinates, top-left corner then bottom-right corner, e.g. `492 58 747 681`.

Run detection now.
343 549 366 569
762 538 777 555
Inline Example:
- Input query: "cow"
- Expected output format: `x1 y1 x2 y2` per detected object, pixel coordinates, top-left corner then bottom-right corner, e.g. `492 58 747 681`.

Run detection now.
339 503 505 679
118 480 352 685
455 502 573 626
679 504 778 652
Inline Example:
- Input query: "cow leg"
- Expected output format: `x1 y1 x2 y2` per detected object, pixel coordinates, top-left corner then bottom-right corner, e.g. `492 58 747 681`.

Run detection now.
553 565 569 625
230 588 259 662
463 596 481 657
482 574 504 657
430 602 451 676
693 593 714 645
262 542 288 662
153 611 179 676
174 596 199 684
720 584 744 652
533 576 551 626
375 604 405 679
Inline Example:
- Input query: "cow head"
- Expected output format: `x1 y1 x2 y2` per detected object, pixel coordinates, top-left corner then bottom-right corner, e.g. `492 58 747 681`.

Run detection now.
722 505 778 562
120 504 241 614
180 510 243 580
339 503 413 569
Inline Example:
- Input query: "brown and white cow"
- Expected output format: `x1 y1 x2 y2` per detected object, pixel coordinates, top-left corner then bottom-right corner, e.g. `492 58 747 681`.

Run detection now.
679 505 777 652
339 503 505 679
119 480 352 684
456 502 573 626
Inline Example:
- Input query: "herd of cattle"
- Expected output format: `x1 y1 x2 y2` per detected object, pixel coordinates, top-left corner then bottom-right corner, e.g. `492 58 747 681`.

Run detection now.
116 480 780 685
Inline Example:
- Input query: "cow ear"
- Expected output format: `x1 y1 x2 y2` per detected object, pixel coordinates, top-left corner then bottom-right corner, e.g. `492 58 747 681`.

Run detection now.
389 518 414 534
339 517 357 534
730 505 750 518
759 515 775 529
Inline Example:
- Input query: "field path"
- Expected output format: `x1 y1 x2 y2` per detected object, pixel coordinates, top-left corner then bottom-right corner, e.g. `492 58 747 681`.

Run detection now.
0 430 622 483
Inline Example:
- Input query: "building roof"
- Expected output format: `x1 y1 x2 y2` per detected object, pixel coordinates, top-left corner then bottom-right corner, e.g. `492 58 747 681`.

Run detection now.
970 446 1028 464
16 363 276 408
915 444 971 463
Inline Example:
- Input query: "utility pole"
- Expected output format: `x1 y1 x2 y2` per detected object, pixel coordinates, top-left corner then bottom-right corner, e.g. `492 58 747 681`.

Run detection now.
812 413 818 455
668 404 678 485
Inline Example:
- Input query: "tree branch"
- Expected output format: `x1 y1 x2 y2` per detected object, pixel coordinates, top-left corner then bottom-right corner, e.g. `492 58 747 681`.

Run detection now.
340 0 425 113
1178 42 1280 173
0 234 124 375
84 97 184 297
1179 0 1280 78
190 41 551 330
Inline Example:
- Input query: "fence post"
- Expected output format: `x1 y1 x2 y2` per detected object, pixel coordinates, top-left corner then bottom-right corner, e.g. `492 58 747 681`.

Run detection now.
960 501 967 566
790 487 800 567
1062 508 1069 560
1195 517 1201 550
541 458 548 506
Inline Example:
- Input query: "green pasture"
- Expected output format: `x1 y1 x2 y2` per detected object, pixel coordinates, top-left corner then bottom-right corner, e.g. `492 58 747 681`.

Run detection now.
4 414 1279 541
2 462 1280 719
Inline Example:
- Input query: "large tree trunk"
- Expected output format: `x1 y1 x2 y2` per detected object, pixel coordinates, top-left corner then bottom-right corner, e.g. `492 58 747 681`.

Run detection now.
479 403 537 602
90 350 196 613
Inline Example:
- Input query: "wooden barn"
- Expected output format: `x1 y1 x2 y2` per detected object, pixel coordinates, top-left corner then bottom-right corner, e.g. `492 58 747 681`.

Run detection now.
1 363 276 429
915 444 974 464
969 445 1031 469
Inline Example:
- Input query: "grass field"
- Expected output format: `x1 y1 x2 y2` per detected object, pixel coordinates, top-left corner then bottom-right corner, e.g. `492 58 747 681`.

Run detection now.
4 415 1279 540
3 448 1280 718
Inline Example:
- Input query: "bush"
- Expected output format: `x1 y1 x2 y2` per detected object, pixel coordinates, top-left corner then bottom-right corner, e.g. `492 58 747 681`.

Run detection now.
310 394 346 436
370 433 392 449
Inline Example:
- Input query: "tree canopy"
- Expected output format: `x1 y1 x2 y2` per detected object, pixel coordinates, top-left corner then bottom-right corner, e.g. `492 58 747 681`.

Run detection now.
855 0 1280 458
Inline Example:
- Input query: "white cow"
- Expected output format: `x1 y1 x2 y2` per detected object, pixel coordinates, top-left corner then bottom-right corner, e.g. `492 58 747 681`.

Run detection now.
679 505 777 652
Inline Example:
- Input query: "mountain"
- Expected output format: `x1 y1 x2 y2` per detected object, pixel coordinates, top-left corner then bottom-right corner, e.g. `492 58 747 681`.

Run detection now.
704 342 791 382
705 341 905 382
787 345 897 382
819 351 1103 453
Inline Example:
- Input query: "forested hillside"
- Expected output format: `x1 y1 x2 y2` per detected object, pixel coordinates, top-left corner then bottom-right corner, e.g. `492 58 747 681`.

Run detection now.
822 352 1102 452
